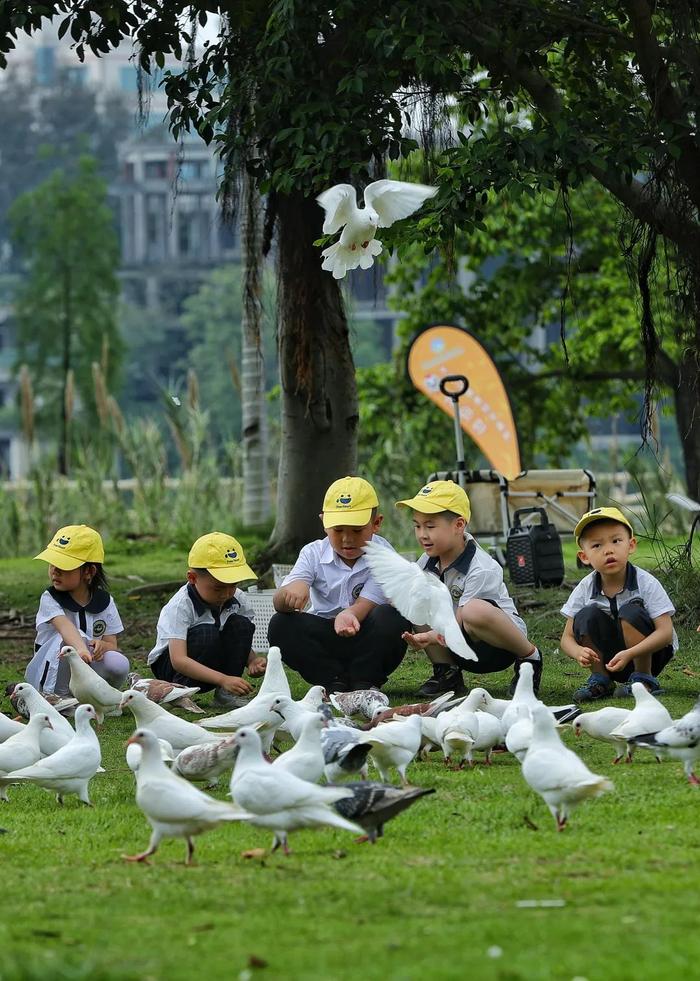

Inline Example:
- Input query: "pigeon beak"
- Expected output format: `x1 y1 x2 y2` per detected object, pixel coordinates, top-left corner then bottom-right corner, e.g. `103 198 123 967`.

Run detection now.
125 735 139 747
46 720 54 730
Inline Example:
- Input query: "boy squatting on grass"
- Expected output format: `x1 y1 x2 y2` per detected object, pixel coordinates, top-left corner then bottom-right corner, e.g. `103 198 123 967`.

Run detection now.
26 524 130 696
560 506 677 703
147 532 267 710
396 480 542 698
268 476 410 692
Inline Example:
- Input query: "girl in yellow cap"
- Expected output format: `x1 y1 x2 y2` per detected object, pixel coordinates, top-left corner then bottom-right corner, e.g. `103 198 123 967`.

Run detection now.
25 525 130 696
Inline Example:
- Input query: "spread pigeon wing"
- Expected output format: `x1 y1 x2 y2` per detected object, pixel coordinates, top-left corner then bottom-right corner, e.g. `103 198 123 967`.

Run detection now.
316 184 357 234
363 180 438 228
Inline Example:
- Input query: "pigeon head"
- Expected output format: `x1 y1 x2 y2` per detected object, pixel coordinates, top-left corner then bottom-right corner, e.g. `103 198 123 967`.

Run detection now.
33 713 53 731
232 727 263 751
119 690 144 711
11 683 33 699
270 695 292 718
58 646 79 660
76 704 97 725
127 728 155 748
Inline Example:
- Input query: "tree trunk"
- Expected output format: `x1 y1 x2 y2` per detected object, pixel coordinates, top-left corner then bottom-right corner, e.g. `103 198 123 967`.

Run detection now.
672 341 700 500
266 191 359 560
240 169 270 527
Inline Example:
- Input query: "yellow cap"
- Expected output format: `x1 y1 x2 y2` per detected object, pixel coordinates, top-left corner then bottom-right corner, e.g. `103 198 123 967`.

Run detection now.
575 507 634 545
35 525 105 570
396 480 471 521
188 532 258 584
322 476 379 529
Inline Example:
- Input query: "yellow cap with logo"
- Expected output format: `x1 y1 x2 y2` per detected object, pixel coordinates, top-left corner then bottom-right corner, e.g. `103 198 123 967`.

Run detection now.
396 480 471 522
35 525 105 570
575 507 634 545
322 476 379 529
188 532 257 584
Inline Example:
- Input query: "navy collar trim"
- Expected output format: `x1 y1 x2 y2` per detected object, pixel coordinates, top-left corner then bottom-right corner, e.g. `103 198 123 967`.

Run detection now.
425 539 477 578
187 582 238 615
48 586 111 615
592 562 638 596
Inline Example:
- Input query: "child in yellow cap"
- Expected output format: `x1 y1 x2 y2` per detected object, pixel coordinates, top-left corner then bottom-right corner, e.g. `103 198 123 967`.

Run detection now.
396 480 541 697
560 507 676 702
147 532 267 709
269 476 410 692
27 525 130 695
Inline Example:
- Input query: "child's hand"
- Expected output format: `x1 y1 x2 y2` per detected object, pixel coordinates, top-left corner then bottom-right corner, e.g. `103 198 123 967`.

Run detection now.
221 675 254 696
402 629 441 650
335 610 360 637
247 656 267 677
89 639 109 660
576 645 600 668
277 583 309 612
78 648 93 664
606 649 632 673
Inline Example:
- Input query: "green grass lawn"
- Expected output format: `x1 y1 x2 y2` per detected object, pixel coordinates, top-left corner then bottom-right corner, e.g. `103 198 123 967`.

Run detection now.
0 545 698 981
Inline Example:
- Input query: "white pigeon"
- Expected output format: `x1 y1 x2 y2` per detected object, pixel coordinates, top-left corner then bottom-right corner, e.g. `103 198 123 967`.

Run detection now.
418 715 442 759
230 726 360 854
0 713 26 743
434 708 479 767
320 727 371 782
500 663 579 737
0 714 52 800
1 704 101 805
9 683 75 755
272 714 326 784
362 540 476 662
472 711 504 764
357 714 423 785
127 738 175 774
172 736 239 788
316 179 438 279
269 694 325 742
124 728 254 865
59 646 123 723
505 705 533 763
120 690 223 752
522 704 613 830
470 687 510 720
198 646 291 732
573 707 634 764
629 697 700 784
277 685 327 737
608 683 673 743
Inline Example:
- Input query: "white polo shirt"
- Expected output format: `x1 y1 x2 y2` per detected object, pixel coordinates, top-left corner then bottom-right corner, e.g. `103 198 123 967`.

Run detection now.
148 583 255 665
418 534 527 637
281 534 392 618
26 588 124 692
561 563 678 650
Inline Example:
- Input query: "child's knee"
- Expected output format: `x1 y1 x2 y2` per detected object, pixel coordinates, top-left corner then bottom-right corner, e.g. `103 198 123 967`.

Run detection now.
458 599 495 632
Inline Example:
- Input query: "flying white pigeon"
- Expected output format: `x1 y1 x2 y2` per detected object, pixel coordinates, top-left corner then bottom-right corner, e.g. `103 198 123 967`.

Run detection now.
522 704 613 830
0 714 52 800
230 726 361 854
120 690 223 752
272 714 326 784
198 646 291 734
329 689 389 720
500 663 579 737
608 683 673 743
171 735 239 788
59 646 123 723
332 782 436 843
628 696 700 785
572 707 634 764
127 672 204 714
357 714 423 785
8 683 76 755
0 712 26 743
1 704 102 805
316 179 438 279
320 727 372 782
126 737 175 774
362 540 477 662
124 728 254 865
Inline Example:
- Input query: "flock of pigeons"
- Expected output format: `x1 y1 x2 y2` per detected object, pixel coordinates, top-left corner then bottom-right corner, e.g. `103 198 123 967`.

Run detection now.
0 640 698 865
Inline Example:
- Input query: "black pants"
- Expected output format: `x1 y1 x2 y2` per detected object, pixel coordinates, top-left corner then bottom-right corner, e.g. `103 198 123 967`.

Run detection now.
151 615 255 692
573 601 673 680
267 604 410 689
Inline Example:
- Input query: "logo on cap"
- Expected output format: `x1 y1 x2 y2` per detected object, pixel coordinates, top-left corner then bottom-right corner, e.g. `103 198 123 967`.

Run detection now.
56 535 71 547
419 486 433 495
224 549 238 561
337 495 352 506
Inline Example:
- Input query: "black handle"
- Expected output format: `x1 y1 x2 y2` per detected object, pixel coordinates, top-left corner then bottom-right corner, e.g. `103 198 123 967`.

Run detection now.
439 374 469 399
512 507 549 529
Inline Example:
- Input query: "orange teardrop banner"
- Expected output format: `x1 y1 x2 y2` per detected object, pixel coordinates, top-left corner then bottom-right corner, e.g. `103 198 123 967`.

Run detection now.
406 324 521 479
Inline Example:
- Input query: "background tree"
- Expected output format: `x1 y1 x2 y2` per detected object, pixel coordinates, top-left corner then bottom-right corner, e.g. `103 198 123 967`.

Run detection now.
10 156 123 473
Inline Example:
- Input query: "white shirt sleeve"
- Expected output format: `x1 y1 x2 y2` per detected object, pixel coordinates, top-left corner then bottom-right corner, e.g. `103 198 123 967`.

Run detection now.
639 572 676 619
102 598 124 635
36 591 66 627
560 577 591 618
159 594 196 641
281 543 318 587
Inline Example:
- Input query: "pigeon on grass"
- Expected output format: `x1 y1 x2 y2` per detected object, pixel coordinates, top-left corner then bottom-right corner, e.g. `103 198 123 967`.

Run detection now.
329 689 389 720
272 714 326 784
500 663 579 737
628 696 700 785
316 179 437 279
608 683 673 745
0 714 52 800
120 690 223 752
522 705 613 831
126 672 204 714
7 683 75 756
198 646 290 737
357 714 423 785
6 683 77 720
0 712 26 744
0 704 101 806
572 707 634 764
332 782 436 843
124 728 254 865
362 541 477 662
230 727 361 855
171 736 239 788
58 646 123 723
320 727 372 782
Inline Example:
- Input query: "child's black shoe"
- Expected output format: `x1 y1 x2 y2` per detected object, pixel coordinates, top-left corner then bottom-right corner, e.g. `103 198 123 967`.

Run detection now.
417 664 466 698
